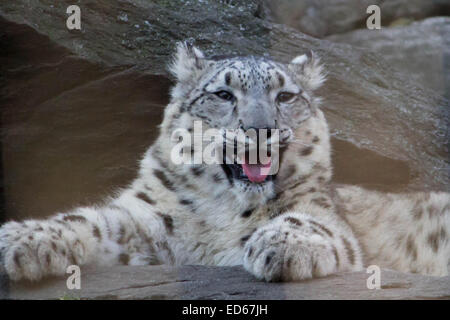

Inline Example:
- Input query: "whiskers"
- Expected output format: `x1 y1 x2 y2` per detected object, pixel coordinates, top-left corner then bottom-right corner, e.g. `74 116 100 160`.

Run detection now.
288 140 313 147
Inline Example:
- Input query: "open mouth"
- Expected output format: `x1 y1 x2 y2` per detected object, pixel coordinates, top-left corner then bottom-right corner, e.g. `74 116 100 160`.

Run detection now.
221 150 276 184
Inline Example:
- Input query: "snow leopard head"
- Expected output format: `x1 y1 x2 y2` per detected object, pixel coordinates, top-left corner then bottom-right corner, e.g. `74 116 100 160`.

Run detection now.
159 42 326 200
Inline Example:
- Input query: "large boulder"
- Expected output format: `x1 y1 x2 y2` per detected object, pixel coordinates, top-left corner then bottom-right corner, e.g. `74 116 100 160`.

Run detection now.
264 0 450 38
327 17 450 94
0 0 448 226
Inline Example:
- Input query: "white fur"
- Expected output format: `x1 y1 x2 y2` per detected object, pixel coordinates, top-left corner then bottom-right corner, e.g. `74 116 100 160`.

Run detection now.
0 44 448 282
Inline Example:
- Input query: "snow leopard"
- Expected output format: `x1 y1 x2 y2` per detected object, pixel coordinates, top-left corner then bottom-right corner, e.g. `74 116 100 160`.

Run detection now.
0 42 449 282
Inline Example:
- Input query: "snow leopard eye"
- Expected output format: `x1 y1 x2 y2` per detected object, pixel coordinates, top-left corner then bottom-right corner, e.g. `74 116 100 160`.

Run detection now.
276 92 297 104
214 90 235 102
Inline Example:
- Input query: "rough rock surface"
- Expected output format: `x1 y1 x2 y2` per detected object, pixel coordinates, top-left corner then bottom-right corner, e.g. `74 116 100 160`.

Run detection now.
2 265 450 300
327 17 450 94
264 0 450 38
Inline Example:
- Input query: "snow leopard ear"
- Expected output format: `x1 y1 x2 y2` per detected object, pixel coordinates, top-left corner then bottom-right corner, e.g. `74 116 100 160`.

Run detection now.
288 51 326 91
169 41 207 84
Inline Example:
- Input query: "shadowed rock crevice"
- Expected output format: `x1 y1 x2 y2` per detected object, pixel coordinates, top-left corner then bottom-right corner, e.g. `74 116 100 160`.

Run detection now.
331 138 410 192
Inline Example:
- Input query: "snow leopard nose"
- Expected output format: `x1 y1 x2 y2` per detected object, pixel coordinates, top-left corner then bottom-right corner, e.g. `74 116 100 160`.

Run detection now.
245 127 273 140
240 115 276 131
243 127 276 152
239 101 276 130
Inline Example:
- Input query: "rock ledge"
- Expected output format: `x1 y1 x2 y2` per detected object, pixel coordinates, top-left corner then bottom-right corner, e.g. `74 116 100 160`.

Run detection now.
4 265 450 300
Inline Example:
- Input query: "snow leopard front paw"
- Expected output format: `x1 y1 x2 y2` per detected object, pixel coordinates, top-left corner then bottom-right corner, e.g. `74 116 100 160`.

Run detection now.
243 221 338 282
0 220 84 281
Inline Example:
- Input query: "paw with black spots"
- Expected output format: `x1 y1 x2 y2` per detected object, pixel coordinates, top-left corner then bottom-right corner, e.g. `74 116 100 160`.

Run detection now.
243 222 338 282
0 221 85 281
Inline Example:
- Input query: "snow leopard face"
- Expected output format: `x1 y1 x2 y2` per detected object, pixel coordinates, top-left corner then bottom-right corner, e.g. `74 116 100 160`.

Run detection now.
163 42 325 199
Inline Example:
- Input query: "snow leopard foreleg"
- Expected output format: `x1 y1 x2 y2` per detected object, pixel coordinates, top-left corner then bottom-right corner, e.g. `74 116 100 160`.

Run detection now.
243 212 363 281
0 197 170 281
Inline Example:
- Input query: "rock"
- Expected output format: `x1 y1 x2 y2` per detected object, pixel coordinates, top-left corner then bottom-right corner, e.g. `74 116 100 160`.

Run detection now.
3 265 450 299
264 0 450 38
327 17 450 94
0 0 269 70
0 0 448 223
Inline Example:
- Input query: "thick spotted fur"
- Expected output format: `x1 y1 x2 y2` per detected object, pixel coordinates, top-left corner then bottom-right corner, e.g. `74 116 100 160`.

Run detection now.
0 43 448 282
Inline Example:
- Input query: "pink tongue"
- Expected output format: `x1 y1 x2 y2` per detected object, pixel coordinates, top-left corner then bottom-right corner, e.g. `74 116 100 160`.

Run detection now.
242 159 271 183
